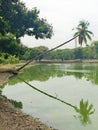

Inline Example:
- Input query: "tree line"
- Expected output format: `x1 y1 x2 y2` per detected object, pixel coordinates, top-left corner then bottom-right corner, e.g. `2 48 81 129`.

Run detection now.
46 41 98 60
19 40 98 61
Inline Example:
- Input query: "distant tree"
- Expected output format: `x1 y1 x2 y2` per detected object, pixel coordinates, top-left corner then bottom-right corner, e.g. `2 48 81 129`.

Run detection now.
33 46 49 61
74 48 83 59
23 46 49 61
73 20 93 46
92 41 98 59
56 49 64 61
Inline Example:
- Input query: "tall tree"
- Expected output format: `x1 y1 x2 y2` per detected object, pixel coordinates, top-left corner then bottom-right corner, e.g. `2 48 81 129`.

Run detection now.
0 0 53 39
73 20 93 46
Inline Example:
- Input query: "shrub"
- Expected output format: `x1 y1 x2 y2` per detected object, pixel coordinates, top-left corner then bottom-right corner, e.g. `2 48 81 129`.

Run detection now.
0 53 19 64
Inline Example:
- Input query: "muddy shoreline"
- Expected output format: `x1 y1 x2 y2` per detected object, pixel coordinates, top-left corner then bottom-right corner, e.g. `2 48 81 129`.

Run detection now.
0 95 55 130
0 64 57 130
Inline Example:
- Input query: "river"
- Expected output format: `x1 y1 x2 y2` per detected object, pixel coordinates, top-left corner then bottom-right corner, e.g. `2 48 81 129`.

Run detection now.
2 63 98 130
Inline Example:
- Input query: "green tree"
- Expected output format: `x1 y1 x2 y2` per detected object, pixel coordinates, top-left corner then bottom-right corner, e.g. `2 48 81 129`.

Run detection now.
74 47 83 59
23 46 49 61
91 41 98 59
0 34 27 57
0 17 9 35
33 46 49 61
0 0 53 39
74 20 93 46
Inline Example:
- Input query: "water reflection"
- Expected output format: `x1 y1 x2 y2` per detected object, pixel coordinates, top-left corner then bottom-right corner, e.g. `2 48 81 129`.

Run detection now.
8 98 23 109
7 63 98 86
18 77 95 125
0 94 22 109
8 64 67 85
67 63 98 85
1 83 22 109
74 99 95 125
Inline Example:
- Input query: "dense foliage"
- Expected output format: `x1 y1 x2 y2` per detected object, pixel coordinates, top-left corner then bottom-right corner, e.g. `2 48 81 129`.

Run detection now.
0 34 26 63
0 53 19 64
0 0 53 39
0 0 53 63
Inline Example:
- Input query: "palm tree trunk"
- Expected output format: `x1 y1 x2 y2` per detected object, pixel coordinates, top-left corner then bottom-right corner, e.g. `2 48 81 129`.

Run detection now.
17 35 79 72
75 38 77 48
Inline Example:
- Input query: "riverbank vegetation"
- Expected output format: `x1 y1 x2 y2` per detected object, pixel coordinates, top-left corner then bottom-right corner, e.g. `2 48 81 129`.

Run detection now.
43 41 98 61
5 40 97 62
1 40 98 64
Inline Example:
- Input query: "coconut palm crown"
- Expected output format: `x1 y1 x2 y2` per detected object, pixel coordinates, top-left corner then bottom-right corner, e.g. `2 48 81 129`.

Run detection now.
74 20 93 46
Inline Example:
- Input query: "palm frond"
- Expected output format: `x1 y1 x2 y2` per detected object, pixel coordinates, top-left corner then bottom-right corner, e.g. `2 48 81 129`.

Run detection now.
73 20 93 46
74 32 79 36
87 30 94 36
84 100 88 109
87 104 93 113
86 33 92 41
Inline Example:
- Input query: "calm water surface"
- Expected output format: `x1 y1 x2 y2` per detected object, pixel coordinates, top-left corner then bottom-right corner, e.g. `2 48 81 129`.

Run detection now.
2 63 98 130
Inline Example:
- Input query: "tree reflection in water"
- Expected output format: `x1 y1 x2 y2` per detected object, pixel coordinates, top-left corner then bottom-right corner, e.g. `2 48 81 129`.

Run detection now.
18 77 95 125
8 98 23 109
74 99 95 125
0 93 22 109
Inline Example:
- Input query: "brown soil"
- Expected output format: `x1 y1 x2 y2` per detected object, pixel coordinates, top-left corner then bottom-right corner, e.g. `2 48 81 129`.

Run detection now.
0 72 11 86
0 96 54 130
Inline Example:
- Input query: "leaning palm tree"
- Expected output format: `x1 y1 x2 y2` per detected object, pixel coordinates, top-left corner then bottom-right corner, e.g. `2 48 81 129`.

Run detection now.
74 20 93 47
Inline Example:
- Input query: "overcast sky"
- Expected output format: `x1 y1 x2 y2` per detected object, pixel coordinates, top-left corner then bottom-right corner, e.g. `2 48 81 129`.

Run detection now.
21 0 98 49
